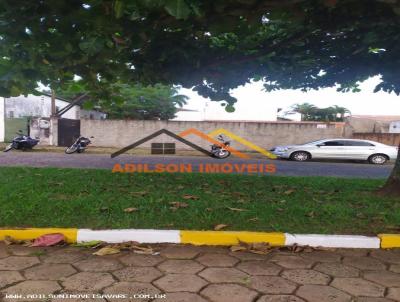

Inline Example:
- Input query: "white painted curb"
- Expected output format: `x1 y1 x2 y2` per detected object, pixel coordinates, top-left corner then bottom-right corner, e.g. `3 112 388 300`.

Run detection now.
285 233 381 249
77 229 180 244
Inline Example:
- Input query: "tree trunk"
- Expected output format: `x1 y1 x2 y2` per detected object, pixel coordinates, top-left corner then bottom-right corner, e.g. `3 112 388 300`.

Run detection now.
378 142 400 196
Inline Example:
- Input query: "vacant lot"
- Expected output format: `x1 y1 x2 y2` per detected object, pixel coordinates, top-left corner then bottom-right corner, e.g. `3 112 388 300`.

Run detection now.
0 167 399 234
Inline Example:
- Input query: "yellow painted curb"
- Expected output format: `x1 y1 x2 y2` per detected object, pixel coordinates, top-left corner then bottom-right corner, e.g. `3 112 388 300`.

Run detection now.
378 234 400 248
180 231 285 246
0 228 78 243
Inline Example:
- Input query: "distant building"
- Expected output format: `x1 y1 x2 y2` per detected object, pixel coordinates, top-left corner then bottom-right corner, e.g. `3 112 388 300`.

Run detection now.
0 94 106 142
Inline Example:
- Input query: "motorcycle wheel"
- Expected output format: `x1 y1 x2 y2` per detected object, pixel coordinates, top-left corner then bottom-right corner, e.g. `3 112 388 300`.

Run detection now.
3 144 13 152
65 145 78 154
214 150 231 159
77 148 85 153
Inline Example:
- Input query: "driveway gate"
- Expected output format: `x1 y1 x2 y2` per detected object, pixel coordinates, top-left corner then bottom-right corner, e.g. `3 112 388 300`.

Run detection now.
58 118 81 147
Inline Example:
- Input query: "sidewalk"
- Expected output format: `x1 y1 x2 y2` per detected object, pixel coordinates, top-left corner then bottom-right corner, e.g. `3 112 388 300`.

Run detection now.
0 243 399 302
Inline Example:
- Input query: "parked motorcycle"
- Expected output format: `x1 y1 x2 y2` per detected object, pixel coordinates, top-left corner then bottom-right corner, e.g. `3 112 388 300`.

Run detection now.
65 136 93 154
3 130 40 152
211 135 231 159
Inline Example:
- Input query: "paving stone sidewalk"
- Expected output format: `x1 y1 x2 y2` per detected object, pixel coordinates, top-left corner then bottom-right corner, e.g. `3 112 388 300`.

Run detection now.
0 242 399 302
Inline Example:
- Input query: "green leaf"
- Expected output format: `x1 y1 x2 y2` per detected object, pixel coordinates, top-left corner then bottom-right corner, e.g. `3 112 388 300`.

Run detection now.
164 0 191 19
10 86 21 96
225 105 236 113
114 0 124 19
82 100 94 110
79 37 104 55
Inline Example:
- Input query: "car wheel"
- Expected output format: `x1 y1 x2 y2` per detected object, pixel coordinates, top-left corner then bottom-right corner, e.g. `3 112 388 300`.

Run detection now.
290 151 310 162
368 154 388 165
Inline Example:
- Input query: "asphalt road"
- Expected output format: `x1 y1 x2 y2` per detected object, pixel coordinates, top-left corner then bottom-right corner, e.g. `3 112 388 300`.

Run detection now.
0 151 394 178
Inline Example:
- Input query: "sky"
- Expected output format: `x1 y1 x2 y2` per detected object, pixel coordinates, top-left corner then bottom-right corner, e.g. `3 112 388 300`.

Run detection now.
174 76 400 121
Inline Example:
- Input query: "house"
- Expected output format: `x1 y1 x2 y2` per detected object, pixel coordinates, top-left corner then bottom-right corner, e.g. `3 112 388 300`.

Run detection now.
0 94 106 142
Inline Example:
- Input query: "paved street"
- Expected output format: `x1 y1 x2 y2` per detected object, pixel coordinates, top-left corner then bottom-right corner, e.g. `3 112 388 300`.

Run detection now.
0 152 394 178
0 243 400 302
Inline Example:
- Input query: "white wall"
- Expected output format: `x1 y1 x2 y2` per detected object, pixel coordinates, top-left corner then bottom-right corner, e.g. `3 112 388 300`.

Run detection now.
0 98 4 142
4 94 80 119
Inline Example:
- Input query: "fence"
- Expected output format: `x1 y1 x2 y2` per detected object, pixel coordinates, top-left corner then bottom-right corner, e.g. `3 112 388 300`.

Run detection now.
79 119 345 151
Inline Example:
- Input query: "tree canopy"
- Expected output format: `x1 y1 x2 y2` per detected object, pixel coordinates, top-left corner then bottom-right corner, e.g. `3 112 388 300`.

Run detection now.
286 102 350 121
1 0 399 111
52 82 188 120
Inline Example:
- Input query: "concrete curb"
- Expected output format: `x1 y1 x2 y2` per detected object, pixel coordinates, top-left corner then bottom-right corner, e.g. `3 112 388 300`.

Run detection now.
1 229 399 249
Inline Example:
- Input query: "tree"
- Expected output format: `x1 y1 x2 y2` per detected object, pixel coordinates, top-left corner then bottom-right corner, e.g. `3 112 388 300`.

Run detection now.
0 0 399 194
105 84 188 120
288 103 350 121
330 105 351 121
288 103 317 121
53 82 188 120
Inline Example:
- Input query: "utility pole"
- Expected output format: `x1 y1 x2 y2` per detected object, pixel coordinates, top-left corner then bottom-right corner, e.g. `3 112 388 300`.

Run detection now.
51 89 56 117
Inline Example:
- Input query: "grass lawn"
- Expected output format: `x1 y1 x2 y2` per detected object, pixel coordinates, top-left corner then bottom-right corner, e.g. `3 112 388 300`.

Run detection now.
0 166 399 234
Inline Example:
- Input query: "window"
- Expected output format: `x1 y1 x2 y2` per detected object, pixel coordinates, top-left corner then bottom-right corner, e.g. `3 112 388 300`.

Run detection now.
322 140 375 147
322 141 345 146
346 141 375 147
151 143 176 155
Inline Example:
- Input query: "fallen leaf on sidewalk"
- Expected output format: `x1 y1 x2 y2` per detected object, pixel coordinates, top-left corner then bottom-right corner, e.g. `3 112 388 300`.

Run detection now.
74 240 103 248
93 246 121 256
286 244 313 253
230 241 274 255
248 242 273 255
227 207 247 212
214 224 228 231
124 207 139 213
3 236 31 246
131 245 158 255
230 245 247 252
32 233 65 247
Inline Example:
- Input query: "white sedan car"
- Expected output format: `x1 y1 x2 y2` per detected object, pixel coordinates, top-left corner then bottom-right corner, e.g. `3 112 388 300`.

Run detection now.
270 139 398 164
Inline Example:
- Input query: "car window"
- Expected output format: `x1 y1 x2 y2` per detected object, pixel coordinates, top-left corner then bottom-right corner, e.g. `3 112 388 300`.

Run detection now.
346 141 375 146
321 141 345 146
